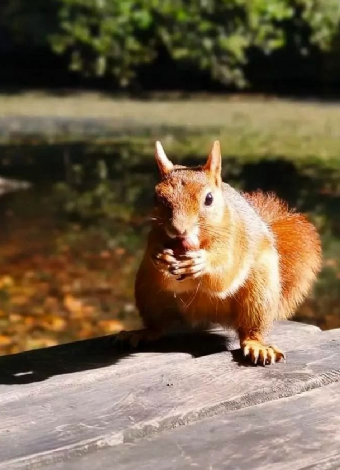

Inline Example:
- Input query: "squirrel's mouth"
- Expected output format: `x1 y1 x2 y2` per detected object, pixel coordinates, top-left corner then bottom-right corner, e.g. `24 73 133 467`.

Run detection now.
180 233 199 246
165 232 200 254
165 227 200 249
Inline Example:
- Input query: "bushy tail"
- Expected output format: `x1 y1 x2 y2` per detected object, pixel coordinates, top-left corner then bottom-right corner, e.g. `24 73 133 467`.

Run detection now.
245 191 322 318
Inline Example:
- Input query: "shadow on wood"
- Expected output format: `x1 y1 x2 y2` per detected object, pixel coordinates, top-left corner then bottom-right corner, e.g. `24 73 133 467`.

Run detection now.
0 329 232 386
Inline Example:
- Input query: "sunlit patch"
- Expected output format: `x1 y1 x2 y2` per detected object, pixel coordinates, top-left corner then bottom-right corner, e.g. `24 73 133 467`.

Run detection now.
14 371 34 377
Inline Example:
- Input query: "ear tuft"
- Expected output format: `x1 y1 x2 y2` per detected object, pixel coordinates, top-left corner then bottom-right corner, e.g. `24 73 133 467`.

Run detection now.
205 140 222 178
155 141 174 177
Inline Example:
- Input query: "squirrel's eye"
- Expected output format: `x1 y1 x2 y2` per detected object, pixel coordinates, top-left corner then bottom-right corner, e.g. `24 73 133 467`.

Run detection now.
205 192 213 206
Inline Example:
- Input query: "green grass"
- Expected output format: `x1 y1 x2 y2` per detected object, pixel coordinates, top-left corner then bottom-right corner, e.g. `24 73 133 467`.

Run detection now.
1 92 340 167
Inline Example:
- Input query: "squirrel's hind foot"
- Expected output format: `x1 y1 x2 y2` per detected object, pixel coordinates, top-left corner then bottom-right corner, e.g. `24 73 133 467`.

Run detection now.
241 339 285 366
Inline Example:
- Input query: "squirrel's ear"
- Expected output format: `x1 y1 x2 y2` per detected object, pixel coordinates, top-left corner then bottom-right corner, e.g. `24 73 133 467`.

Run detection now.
205 140 222 183
155 141 174 178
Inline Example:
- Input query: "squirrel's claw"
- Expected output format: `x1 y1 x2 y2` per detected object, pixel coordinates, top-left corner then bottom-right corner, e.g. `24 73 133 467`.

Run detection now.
152 248 179 276
178 249 206 260
171 249 207 280
242 340 285 366
170 262 205 276
153 248 208 281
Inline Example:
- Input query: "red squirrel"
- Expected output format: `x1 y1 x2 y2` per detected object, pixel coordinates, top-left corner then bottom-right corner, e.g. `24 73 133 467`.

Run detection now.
122 140 322 365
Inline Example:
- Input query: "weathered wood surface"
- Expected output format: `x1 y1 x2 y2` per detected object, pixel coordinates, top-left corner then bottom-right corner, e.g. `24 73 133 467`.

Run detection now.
0 321 340 470
48 383 340 470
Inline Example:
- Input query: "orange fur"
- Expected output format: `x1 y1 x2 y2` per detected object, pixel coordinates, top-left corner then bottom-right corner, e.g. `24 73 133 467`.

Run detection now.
244 191 322 318
132 141 322 365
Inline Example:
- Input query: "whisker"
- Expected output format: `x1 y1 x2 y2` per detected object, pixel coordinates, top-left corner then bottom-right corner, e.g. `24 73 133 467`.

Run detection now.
148 216 166 227
183 277 202 310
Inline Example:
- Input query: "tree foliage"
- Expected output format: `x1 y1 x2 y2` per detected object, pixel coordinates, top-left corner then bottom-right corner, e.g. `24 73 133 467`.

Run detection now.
2 0 340 88
50 0 157 87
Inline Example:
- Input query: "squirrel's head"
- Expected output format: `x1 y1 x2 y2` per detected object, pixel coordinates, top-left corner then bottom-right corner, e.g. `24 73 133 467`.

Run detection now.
153 140 225 245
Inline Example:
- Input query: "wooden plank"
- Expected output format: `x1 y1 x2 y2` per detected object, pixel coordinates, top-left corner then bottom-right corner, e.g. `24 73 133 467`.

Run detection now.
46 382 340 470
0 322 339 469
0 321 321 405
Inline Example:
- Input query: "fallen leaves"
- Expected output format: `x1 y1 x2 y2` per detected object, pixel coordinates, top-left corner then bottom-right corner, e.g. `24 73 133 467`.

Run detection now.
97 319 124 334
0 226 141 356
0 335 12 346
63 294 84 316
40 315 68 332
0 276 14 289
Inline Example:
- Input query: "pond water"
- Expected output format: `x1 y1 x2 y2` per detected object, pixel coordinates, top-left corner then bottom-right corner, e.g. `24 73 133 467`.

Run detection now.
0 142 339 355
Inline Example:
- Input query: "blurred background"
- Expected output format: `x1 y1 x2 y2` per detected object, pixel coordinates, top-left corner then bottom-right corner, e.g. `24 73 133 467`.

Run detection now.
0 0 340 355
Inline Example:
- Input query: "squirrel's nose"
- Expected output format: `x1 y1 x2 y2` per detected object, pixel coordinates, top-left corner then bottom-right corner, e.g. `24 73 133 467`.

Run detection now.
166 226 188 239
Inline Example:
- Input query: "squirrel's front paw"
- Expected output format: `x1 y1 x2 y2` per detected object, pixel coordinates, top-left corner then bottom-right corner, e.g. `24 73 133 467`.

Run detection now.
152 248 178 276
242 340 285 366
170 249 207 281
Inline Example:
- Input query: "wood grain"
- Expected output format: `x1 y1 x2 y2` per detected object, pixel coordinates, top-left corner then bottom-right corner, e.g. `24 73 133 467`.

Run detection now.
47 382 340 470
0 321 339 470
